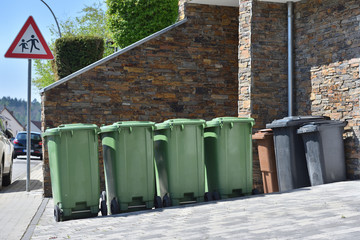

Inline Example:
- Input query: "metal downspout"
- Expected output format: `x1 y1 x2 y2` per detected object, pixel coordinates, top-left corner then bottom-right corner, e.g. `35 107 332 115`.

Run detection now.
288 1 294 116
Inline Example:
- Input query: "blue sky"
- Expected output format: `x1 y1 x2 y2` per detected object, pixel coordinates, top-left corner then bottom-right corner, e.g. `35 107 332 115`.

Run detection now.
0 0 105 102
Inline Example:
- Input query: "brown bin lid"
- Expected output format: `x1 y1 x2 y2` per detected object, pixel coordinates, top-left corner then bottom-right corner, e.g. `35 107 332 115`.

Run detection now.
252 129 273 140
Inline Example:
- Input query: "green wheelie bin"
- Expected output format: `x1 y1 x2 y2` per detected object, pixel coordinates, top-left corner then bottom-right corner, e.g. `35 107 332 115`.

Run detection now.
42 124 100 222
154 119 206 207
204 117 254 199
99 121 159 215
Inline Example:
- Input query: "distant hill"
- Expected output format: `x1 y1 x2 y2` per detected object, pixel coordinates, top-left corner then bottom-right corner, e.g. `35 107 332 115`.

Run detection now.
0 96 41 127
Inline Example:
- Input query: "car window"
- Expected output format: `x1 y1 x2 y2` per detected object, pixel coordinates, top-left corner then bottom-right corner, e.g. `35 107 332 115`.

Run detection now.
31 134 41 140
17 133 41 140
17 133 27 140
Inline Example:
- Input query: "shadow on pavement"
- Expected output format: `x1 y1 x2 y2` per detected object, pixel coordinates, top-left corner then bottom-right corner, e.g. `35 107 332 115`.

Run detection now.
0 179 42 194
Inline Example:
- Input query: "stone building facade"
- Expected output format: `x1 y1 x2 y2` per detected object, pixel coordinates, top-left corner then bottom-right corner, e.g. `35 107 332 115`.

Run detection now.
42 3 239 197
239 0 360 182
294 0 360 178
42 0 360 197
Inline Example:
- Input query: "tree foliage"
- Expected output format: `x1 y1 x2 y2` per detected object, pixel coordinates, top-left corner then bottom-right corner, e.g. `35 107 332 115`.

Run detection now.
33 1 112 89
0 97 41 126
106 0 179 48
54 36 104 79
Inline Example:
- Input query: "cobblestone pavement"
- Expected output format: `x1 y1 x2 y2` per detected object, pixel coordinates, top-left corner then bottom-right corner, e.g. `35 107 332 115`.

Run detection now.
31 180 360 239
0 163 43 240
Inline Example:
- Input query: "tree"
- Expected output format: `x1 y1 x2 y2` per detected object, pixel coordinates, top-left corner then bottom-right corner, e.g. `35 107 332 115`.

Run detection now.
106 0 179 48
33 1 113 89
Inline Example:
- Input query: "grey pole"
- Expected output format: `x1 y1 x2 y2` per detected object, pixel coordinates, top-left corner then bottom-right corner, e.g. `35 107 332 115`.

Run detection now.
288 1 294 117
26 59 32 192
40 0 62 38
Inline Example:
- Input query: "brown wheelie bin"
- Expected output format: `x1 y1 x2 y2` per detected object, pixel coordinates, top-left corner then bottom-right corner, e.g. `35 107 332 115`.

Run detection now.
252 129 279 193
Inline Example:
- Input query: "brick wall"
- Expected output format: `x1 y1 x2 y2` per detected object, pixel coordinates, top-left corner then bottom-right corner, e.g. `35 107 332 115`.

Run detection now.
42 3 239 197
294 0 360 179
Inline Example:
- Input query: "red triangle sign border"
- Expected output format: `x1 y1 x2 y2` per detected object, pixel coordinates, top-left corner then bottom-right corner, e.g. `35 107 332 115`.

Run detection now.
5 16 54 59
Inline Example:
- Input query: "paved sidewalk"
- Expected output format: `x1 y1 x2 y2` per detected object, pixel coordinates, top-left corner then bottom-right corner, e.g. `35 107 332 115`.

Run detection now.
0 163 43 240
31 180 360 239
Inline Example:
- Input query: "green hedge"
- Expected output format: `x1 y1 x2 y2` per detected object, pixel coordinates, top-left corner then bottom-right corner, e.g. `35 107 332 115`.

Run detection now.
54 36 104 79
106 0 179 48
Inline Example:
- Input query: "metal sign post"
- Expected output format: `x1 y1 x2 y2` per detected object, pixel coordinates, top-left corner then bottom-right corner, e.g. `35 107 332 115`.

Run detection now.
26 59 32 192
5 16 54 192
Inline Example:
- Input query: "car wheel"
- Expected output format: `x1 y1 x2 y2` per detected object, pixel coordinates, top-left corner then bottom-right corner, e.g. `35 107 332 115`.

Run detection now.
2 161 12 186
39 155 43 160
0 159 3 190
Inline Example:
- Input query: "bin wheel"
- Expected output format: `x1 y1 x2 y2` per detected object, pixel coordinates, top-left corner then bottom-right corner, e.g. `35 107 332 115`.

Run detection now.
154 196 162 208
212 191 220 200
252 189 260 195
54 205 61 222
100 200 108 216
99 191 108 216
163 194 171 207
204 192 213 202
111 198 120 214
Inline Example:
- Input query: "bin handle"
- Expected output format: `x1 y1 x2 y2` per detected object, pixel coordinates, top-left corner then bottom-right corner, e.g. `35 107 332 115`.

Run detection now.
129 127 133 133
220 120 224 129
94 129 98 141
181 124 184 131
230 122 234 129
169 123 173 131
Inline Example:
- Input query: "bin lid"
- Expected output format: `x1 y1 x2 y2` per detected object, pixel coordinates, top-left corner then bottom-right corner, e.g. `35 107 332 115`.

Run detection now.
252 129 273 140
297 120 347 134
266 116 330 129
100 121 155 133
155 119 205 130
42 123 99 137
206 117 254 128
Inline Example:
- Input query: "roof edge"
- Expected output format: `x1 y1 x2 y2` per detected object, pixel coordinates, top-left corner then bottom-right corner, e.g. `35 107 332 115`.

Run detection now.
41 18 188 93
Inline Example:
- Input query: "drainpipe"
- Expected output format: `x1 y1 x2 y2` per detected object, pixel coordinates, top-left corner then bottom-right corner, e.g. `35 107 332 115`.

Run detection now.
288 1 294 117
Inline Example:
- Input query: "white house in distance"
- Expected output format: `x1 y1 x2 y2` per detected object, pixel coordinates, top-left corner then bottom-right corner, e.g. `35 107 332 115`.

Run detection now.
30 120 41 133
0 106 24 137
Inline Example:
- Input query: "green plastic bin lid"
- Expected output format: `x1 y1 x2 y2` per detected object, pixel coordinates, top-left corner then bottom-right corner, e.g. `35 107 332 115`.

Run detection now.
100 121 155 133
43 123 99 137
205 117 254 128
266 116 330 129
155 119 205 130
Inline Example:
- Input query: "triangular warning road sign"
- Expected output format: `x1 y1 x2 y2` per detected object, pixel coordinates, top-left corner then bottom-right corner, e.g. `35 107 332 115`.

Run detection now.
5 16 54 59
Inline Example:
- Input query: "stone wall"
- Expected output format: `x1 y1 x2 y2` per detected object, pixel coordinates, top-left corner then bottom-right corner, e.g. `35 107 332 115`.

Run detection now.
251 1 288 128
238 0 253 118
42 3 239 197
238 0 288 191
294 0 360 179
239 0 360 185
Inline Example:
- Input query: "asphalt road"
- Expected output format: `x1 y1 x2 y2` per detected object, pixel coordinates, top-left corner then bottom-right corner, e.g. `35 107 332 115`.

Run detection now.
12 156 42 182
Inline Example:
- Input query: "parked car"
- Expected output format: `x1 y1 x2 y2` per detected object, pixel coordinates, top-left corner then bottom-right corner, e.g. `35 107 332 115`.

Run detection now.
0 116 14 189
13 131 43 160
